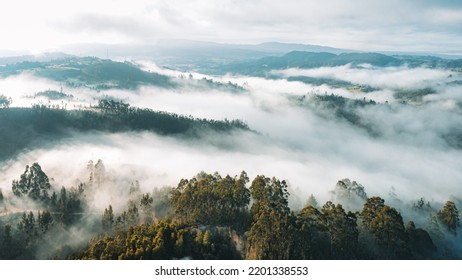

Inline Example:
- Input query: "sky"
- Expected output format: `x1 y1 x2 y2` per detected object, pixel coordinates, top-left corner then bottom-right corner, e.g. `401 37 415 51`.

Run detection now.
0 0 461 55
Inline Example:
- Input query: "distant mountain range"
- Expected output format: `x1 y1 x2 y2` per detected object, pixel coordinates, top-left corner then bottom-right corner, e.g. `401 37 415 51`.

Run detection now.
1 41 461 81
2 41 461 74
56 40 462 71
219 51 462 76
0 56 245 93
0 52 74 66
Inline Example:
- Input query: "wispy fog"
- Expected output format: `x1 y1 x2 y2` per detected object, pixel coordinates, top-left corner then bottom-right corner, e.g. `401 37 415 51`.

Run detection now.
274 65 456 90
1 63 462 209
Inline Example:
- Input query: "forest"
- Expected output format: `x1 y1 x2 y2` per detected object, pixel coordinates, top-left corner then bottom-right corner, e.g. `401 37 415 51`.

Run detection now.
1 51 461 260
0 99 249 161
0 162 459 260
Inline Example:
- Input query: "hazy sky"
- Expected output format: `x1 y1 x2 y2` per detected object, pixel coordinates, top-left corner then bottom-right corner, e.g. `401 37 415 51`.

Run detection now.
0 0 461 54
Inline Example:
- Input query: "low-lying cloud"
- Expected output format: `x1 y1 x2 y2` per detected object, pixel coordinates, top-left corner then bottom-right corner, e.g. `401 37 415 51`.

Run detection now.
1 64 462 211
274 65 455 90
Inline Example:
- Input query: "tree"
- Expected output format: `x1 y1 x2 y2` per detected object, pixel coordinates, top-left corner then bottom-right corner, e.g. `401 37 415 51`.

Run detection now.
406 221 436 258
12 163 51 202
170 171 250 230
295 205 330 259
123 200 139 226
152 186 172 219
305 194 318 208
102 205 114 231
361 196 411 259
321 201 358 259
361 196 385 230
0 224 19 259
368 205 410 259
247 175 294 260
140 193 154 224
437 201 460 234
18 211 37 244
94 159 105 187
0 94 12 108
332 179 367 211
37 210 53 233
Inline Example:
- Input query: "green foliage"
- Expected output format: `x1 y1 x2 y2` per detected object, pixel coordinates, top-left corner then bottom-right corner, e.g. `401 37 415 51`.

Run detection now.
321 201 359 259
406 221 437 258
197 77 245 93
12 163 51 202
361 196 385 229
152 187 172 219
34 89 73 100
248 175 295 259
171 171 251 231
0 224 21 259
2 57 175 90
0 94 12 108
369 205 410 258
0 104 249 161
50 186 84 225
394 87 436 103
138 193 157 224
0 165 451 260
102 205 114 232
361 197 411 259
305 94 378 136
74 221 241 260
437 201 460 233
294 205 330 259
37 210 53 233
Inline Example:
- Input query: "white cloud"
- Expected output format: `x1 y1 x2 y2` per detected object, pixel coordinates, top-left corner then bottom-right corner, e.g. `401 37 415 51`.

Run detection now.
2 66 462 207
1 0 461 53
274 65 453 90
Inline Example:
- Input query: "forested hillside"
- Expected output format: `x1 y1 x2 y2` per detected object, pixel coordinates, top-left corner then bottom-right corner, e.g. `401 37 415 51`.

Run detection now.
0 164 460 260
0 100 249 161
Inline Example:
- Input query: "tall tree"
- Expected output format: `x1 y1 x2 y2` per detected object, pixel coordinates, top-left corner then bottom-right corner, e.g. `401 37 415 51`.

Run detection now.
321 201 358 259
361 196 385 230
37 210 53 233
170 171 250 230
248 175 294 260
295 205 330 259
140 193 154 224
437 201 460 234
102 205 114 231
94 159 105 187
368 205 410 259
0 94 12 108
12 163 51 202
